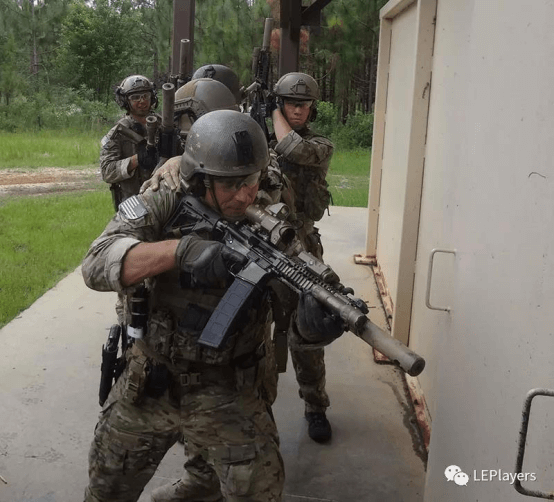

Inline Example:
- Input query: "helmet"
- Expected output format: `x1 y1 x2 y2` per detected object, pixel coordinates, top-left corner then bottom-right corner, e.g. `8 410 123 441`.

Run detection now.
192 64 242 104
273 72 320 101
174 78 239 137
115 75 158 111
180 110 269 187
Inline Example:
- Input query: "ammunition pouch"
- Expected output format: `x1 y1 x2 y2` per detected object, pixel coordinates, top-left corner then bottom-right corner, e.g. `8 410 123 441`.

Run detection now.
144 362 171 399
124 344 149 404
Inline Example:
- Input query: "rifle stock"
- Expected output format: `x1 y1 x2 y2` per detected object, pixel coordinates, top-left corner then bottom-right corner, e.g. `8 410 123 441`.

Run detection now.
170 194 426 377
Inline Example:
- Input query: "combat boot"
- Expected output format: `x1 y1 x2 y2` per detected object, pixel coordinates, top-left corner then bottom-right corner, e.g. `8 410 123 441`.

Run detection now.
305 411 332 443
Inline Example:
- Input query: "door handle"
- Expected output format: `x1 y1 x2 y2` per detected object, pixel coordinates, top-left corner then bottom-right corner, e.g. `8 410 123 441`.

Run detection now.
425 248 456 312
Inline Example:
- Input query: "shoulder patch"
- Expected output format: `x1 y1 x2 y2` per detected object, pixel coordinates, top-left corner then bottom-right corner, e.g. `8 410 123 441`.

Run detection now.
119 196 149 220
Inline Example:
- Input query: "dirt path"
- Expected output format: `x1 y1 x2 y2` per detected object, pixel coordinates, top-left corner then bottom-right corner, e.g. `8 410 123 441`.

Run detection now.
0 167 104 197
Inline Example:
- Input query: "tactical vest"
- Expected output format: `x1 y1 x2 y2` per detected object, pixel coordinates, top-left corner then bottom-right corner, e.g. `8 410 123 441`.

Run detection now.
142 198 271 367
103 115 160 204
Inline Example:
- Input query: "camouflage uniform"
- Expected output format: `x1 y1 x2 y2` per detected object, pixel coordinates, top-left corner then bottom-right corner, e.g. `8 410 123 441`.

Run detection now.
100 113 162 325
82 184 284 502
270 125 334 414
100 114 162 204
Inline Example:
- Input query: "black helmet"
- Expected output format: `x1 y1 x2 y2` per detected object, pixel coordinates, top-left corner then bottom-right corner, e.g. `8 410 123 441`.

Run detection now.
180 110 269 187
114 75 158 111
192 64 242 104
174 78 239 137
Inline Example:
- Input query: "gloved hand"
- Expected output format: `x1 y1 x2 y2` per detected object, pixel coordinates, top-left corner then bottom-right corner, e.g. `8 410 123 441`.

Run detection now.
140 156 181 193
265 93 278 117
137 142 159 177
175 236 247 287
296 291 345 345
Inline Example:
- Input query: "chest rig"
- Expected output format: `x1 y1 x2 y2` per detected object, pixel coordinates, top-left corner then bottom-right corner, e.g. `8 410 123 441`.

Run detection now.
148 194 271 367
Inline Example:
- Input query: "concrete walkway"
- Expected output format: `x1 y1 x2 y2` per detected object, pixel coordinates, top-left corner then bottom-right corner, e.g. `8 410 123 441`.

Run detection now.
0 206 426 502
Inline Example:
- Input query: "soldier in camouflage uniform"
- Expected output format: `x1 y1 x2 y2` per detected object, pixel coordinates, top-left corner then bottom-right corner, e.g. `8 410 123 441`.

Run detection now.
82 110 343 502
140 77 240 194
100 75 161 326
270 72 335 443
100 75 161 208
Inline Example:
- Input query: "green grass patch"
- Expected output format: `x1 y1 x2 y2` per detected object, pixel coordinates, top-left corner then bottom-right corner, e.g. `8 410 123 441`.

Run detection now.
328 148 371 207
0 190 114 328
0 130 102 168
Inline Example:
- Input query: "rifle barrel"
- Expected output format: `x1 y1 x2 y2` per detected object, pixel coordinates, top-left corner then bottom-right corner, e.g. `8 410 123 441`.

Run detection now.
356 320 426 376
262 18 273 49
162 83 175 132
146 116 158 148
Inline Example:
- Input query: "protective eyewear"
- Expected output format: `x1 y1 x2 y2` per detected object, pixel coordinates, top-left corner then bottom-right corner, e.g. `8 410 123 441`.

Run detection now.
129 92 151 103
215 171 261 192
283 99 313 109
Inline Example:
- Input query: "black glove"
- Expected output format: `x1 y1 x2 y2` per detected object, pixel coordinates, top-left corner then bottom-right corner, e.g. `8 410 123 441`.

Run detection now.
175 236 247 287
296 291 345 345
137 142 159 177
265 93 278 117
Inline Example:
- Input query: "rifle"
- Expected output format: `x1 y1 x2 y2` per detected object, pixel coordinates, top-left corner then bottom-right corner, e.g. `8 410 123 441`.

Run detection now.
158 83 179 165
99 324 125 406
170 39 192 90
167 192 426 377
247 18 274 140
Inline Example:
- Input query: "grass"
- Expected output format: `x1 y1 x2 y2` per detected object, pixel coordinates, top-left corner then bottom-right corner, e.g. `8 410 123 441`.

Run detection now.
0 190 114 328
0 130 102 168
328 148 371 207
0 129 370 328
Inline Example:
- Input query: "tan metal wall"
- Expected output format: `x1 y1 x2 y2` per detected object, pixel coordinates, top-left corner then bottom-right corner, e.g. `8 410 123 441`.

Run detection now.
367 0 436 345
370 0 554 500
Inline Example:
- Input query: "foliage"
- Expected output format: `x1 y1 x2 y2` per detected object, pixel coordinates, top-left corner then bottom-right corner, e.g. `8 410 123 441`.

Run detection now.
0 0 382 132
307 0 387 117
195 0 271 86
0 84 120 132
0 189 114 328
54 0 144 103
312 101 373 150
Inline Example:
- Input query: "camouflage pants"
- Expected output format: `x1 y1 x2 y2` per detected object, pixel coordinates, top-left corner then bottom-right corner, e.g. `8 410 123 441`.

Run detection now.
84 353 284 502
271 220 329 413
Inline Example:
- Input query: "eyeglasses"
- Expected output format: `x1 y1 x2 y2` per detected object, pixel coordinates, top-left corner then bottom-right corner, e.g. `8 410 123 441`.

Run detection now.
129 92 151 103
214 171 261 192
283 99 313 109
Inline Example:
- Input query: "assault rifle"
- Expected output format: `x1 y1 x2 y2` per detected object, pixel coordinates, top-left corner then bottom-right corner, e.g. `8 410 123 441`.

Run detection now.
158 82 179 165
170 39 192 90
247 18 274 140
167 192 426 377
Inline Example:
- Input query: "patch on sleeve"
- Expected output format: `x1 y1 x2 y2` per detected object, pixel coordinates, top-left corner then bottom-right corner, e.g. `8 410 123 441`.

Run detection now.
119 196 149 220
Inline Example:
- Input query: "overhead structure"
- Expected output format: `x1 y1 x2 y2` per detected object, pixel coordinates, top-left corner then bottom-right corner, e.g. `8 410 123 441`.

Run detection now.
278 0 333 76
172 0 195 77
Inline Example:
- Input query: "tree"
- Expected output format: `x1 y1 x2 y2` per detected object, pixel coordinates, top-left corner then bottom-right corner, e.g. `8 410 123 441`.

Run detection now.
0 0 69 88
308 0 385 118
194 0 271 86
0 34 22 104
55 0 147 103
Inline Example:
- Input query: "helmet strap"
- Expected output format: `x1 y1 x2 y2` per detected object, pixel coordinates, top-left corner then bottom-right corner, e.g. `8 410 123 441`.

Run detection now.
205 175 224 215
